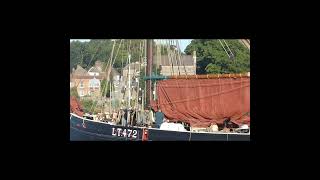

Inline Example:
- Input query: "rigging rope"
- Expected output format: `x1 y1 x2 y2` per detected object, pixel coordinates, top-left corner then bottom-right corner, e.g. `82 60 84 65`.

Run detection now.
111 39 123 68
223 39 235 58
172 40 180 75
218 39 230 58
95 38 124 114
177 40 188 76
89 40 118 113
218 39 235 60
166 40 174 76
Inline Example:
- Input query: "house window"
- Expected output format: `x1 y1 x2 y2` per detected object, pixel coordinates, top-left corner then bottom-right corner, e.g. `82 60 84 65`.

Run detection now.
80 81 84 88
89 78 100 89
79 90 84 97
95 82 100 88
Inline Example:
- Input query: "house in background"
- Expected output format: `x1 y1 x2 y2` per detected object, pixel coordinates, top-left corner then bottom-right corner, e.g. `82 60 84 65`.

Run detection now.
122 62 140 82
153 51 197 76
89 60 106 76
70 73 74 88
88 67 101 76
70 60 121 99
70 63 104 98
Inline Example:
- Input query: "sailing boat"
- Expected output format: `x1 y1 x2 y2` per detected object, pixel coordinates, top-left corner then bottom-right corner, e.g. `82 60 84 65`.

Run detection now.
70 39 250 141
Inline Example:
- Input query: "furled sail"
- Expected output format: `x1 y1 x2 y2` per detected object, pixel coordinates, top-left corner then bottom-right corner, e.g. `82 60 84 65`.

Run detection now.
151 74 250 127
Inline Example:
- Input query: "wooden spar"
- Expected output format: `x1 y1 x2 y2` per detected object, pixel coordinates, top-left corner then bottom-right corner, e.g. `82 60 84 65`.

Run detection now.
144 72 250 80
168 72 250 79
110 81 112 113
126 54 131 126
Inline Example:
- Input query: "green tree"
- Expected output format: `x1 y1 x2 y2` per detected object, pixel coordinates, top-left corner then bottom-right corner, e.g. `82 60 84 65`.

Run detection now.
80 99 94 113
70 39 157 73
80 99 103 114
205 63 221 74
70 41 85 71
184 39 250 74
112 99 120 109
100 79 111 98
70 87 79 99
70 40 113 72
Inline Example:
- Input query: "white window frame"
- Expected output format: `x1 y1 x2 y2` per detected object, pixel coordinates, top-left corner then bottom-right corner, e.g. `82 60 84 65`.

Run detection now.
79 89 84 97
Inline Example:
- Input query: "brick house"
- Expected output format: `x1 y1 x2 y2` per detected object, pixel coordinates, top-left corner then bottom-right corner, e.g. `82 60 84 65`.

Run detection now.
70 61 120 98
70 65 103 98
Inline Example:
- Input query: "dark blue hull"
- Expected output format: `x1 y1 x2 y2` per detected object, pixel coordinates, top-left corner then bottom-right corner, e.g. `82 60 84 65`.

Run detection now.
70 114 144 141
70 113 250 141
147 128 250 141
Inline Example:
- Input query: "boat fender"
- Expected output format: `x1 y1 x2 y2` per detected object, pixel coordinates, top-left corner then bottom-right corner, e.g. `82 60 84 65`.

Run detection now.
82 122 86 128
142 128 148 141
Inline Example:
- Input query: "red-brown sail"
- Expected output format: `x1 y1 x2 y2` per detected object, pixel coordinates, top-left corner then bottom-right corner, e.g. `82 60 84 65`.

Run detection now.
70 96 84 117
151 75 250 127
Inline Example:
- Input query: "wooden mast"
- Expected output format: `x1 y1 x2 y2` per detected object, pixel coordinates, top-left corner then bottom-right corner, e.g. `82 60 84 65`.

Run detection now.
126 53 131 126
146 39 153 108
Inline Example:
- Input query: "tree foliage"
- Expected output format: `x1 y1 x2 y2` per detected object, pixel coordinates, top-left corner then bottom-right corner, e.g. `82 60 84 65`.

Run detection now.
80 99 94 113
70 39 148 72
184 39 250 74
80 99 104 114
70 87 79 99
100 79 111 98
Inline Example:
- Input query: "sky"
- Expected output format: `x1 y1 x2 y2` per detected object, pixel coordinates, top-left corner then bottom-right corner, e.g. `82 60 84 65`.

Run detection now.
180 39 192 52
70 39 193 52
154 39 192 52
